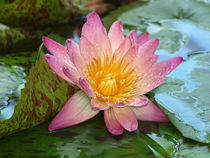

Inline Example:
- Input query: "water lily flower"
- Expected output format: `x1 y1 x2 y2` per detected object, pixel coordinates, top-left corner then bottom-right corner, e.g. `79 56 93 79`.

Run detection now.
43 12 182 135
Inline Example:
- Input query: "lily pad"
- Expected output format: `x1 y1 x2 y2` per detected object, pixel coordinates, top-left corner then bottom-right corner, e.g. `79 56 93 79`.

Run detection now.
0 51 38 120
0 0 87 27
0 64 25 119
104 0 210 58
0 46 75 137
0 115 180 157
0 115 209 157
104 0 210 143
154 52 210 143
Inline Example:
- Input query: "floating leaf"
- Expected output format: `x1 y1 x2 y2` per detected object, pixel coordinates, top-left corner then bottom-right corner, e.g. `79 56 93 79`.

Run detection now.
0 51 38 120
0 46 75 137
0 24 78 53
104 0 210 143
0 114 174 157
0 115 209 157
0 0 87 27
154 52 210 143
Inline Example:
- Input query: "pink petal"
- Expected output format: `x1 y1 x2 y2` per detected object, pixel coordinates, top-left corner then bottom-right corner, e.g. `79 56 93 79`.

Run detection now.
113 30 137 58
78 78 95 98
122 45 138 63
119 32 148 63
104 108 124 135
79 36 97 65
43 37 69 60
134 38 159 77
91 98 109 110
93 26 112 57
128 30 138 45
107 101 126 107
137 32 149 46
127 95 149 107
108 20 124 53
131 99 169 122
135 56 183 95
66 39 80 63
45 54 78 84
113 106 138 132
81 12 106 44
69 41 86 77
48 91 99 131
62 66 79 84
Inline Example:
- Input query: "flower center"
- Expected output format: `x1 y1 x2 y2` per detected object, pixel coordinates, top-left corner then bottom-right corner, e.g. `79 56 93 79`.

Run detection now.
86 55 137 104
98 73 118 96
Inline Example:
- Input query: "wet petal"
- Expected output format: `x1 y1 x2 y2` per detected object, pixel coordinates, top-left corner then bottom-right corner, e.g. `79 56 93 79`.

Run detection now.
134 38 159 77
108 20 124 53
123 45 138 63
43 37 69 60
135 56 183 95
93 27 112 57
104 108 124 135
113 30 137 58
69 41 86 77
45 54 78 84
127 95 149 107
91 98 109 110
113 106 138 132
137 32 149 46
48 91 99 131
131 99 169 122
62 65 79 85
79 78 95 98
66 39 80 63
81 12 106 43
79 36 97 65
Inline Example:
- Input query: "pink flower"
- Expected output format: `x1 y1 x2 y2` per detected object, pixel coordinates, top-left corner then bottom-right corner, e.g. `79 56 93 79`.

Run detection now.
43 12 182 135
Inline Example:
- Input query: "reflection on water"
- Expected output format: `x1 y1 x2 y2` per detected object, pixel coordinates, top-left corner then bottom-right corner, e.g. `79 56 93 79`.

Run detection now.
148 20 210 60
0 64 25 120
171 21 210 58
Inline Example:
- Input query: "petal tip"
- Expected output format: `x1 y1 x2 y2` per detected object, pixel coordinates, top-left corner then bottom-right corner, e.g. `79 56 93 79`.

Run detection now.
153 38 159 44
88 11 98 17
62 65 68 71
42 36 46 42
42 36 48 43
42 36 52 46
48 123 56 131
110 129 123 135
45 53 51 60
177 56 183 63
66 39 71 44
127 121 138 132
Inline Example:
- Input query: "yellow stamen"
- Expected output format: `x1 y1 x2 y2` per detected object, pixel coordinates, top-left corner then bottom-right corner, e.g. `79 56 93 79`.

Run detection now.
86 55 137 104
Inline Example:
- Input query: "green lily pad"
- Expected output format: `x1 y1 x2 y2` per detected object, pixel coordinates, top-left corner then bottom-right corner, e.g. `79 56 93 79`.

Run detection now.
0 51 38 120
104 0 210 58
0 115 179 157
0 115 209 157
0 64 25 119
154 52 210 143
104 0 210 143
0 46 75 137
0 0 87 27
